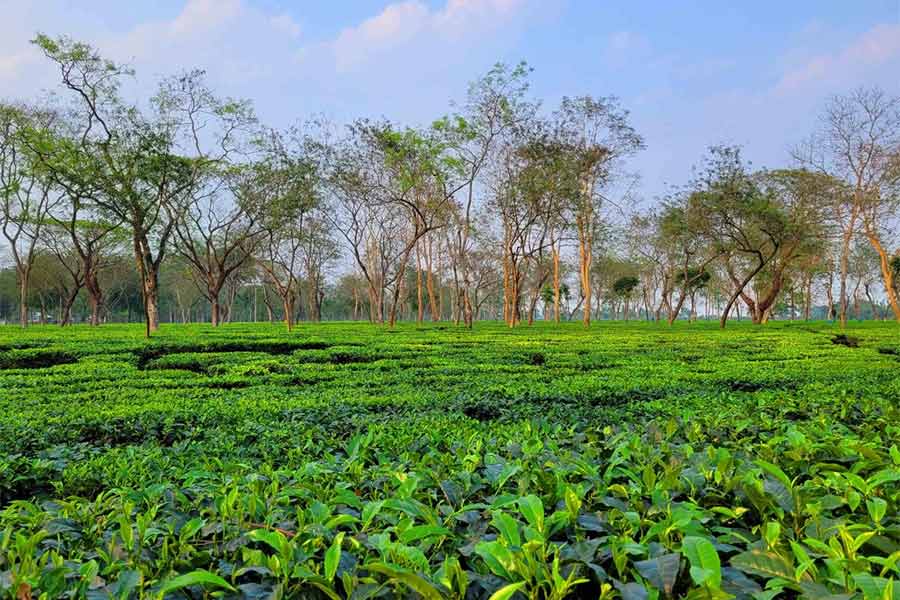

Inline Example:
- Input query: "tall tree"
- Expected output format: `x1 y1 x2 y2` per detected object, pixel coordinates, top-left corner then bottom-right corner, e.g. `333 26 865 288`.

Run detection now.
328 120 462 326
171 162 265 327
250 130 321 331
300 213 339 322
439 61 534 327
688 147 821 327
489 126 556 327
47 192 121 325
0 104 60 327
552 96 643 327
30 36 254 335
797 87 900 324
655 201 723 324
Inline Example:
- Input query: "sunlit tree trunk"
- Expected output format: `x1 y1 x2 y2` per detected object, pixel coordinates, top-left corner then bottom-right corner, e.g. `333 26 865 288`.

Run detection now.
552 236 561 324
865 230 900 322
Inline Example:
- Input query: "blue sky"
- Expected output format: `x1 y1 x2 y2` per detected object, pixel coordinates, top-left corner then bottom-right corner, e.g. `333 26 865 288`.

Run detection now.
2 1 899 201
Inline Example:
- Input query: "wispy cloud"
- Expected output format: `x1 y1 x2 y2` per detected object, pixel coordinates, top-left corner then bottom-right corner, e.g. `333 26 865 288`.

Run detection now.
774 23 900 95
270 14 302 39
332 0 527 71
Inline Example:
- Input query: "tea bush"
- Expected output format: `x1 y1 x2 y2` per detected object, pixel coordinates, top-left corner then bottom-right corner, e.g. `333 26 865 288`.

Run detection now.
0 321 898 599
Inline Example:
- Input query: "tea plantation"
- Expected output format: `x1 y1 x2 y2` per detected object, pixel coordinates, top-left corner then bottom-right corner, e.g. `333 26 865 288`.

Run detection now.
1 322 899 599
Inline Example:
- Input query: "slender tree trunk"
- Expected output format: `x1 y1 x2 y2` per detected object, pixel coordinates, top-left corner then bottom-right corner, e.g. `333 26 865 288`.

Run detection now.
262 286 275 323
552 238 561 324
415 243 424 324
527 286 539 326
425 245 439 321
211 298 221 327
668 288 688 325
863 283 876 321
721 262 767 328
18 267 29 328
502 246 512 325
803 275 812 321
838 226 854 329
60 287 80 326
436 239 445 320
577 218 592 328
282 295 294 331
825 271 835 320
85 271 103 326
388 257 412 328
865 231 900 322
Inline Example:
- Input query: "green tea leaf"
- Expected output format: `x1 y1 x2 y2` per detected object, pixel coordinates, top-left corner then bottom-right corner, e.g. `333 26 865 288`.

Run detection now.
365 562 443 600
730 549 794 582
682 536 721 588
518 495 544 533
399 525 451 545
157 570 235 597
488 581 527 600
634 552 681 597
325 532 344 582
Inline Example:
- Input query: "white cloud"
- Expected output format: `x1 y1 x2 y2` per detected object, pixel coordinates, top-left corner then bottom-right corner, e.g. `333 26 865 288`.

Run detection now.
270 14 302 39
169 0 242 37
774 23 900 95
332 0 527 71
0 0 308 99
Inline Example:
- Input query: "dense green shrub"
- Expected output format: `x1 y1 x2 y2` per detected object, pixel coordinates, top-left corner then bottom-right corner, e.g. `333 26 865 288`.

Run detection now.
0 321 898 598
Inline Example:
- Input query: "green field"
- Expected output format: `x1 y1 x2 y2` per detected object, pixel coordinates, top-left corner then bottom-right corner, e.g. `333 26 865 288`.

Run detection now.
1 322 899 599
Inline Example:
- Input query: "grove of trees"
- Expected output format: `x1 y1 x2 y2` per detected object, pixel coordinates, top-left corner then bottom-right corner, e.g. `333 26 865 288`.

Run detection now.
2 35 899 333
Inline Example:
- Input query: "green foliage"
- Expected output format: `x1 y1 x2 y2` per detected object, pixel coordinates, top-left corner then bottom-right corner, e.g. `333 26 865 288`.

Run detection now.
0 321 898 598
679 267 711 290
612 276 640 297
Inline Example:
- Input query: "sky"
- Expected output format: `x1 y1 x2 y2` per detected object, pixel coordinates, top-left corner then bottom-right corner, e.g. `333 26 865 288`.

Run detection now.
1 0 900 203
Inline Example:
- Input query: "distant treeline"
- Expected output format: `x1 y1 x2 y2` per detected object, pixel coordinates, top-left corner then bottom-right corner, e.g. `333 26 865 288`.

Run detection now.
2 35 899 333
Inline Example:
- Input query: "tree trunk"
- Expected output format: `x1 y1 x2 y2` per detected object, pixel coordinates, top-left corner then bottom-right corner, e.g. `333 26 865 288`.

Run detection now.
144 275 161 333
282 295 294 331
578 224 592 328
134 233 161 335
552 237 561 324
424 236 439 321
18 266 30 328
60 287 79 327
387 258 411 328
863 283 877 321
865 231 900 322
211 298 221 327
667 289 688 326
825 271 835 320
838 227 854 329
527 287 539 326
502 250 511 325
415 243 424 324
721 261 767 328
85 271 103 326
262 286 275 323
803 275 812 321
